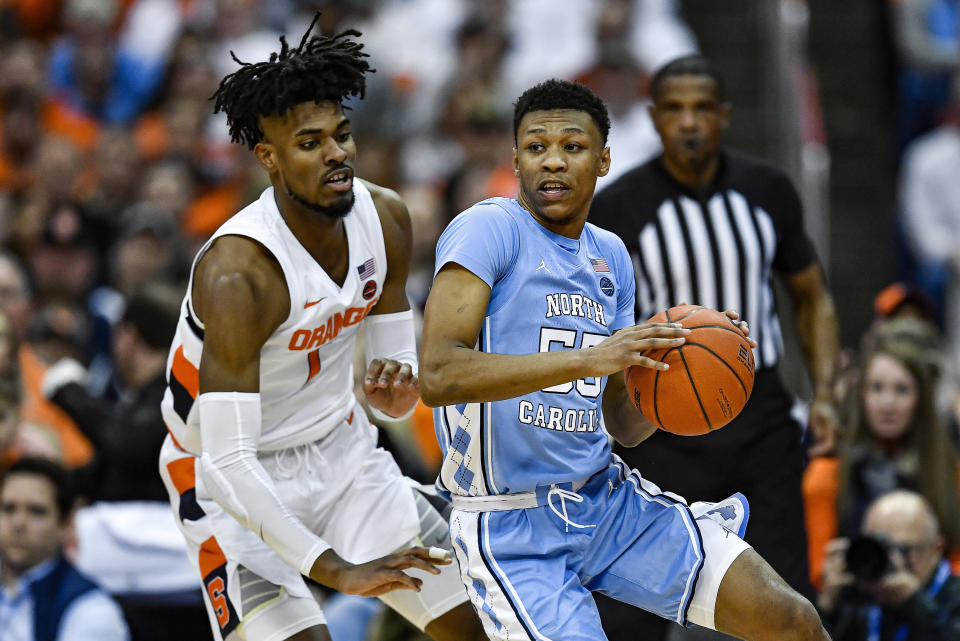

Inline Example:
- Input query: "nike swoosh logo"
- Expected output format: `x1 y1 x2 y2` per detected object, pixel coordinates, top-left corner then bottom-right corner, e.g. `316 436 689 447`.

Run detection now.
304 298 326 308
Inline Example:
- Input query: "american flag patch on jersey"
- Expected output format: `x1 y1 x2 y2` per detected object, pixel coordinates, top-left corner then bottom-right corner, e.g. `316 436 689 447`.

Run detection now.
590 258 610 273
357 258 376 279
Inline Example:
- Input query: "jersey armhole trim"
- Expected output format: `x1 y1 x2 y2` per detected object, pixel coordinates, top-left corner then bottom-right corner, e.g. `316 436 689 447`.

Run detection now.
189 233 295 330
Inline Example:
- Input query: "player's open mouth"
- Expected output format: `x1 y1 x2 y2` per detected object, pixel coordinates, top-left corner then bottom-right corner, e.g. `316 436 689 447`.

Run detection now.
324 170 353 192
538 181 570 200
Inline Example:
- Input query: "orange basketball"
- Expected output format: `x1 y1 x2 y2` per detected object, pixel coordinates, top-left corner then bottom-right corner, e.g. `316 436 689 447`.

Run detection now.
625 305 755 436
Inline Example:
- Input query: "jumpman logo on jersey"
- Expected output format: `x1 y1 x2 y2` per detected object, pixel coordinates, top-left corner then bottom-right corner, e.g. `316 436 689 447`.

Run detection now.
535 257 552 274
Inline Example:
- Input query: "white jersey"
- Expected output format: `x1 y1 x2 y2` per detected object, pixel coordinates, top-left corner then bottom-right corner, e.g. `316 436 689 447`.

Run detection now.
161 182 387 454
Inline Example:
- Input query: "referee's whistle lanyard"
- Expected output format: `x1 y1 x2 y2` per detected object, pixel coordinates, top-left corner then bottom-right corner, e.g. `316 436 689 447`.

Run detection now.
866 559 952 641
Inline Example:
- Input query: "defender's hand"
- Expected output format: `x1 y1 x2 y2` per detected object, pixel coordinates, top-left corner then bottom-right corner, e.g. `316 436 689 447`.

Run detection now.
364 359 419 418
311 547 450 597
585 322 690 378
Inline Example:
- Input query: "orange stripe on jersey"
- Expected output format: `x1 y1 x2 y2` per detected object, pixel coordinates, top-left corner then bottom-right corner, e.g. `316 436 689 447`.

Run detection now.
164 422 187 452
172 345 199 399
199 536 228 579
307 349 321 382
166 457 196 496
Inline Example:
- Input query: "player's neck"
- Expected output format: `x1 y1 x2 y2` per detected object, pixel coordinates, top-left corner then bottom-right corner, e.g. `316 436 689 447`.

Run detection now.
273 188 351 284
661 154 720 190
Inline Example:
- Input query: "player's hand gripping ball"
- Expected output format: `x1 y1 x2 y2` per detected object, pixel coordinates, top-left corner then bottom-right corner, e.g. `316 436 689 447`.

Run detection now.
625 305 755 435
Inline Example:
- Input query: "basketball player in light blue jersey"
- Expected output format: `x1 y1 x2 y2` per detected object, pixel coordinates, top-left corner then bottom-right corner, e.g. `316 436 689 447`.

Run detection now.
420 80 830 641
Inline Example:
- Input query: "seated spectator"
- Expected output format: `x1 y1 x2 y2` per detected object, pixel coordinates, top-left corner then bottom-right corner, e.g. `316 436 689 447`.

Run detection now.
0 252 93 469
818 490 960 641
0 456 129 641
898 79 960 389
41 283 210 641
804 325 960 588
48 0 169 125
888 0 960 159
0 308 58 466
42 282 180 502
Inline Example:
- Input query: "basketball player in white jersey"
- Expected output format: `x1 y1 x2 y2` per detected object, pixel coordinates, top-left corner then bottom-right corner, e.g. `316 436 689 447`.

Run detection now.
157 18 485 641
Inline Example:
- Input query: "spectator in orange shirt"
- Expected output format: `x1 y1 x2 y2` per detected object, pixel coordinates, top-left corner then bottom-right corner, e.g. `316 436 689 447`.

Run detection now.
0 251 93 469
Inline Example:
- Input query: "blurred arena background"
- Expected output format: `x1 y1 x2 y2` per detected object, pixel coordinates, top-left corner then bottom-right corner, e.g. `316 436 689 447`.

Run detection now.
0 1 958 640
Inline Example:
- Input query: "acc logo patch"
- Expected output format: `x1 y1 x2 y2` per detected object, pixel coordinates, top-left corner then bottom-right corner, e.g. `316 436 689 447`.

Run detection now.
362 280 377 300
599 277 615 297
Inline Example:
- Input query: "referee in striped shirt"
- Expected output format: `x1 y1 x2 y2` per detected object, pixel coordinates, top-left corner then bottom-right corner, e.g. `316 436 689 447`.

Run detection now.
590 55 839 637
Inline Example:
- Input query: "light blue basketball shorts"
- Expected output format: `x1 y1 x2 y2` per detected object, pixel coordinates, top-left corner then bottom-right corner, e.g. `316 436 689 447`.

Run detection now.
449 456 751 641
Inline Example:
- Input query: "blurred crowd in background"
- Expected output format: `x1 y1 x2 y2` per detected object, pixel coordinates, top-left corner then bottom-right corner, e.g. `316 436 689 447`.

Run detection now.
0 0 958 640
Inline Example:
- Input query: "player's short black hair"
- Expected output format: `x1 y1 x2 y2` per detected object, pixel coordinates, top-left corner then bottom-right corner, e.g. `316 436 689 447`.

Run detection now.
513 79 610 144
651 54 726 102
212 13 373 150
2 457 73 520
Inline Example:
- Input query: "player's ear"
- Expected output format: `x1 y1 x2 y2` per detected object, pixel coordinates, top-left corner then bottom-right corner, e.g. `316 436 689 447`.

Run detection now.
254 142 278 173
598 145 611 177
512 147 520 176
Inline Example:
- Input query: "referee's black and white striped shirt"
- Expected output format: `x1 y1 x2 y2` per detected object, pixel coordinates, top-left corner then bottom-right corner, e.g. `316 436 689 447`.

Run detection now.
589 150 818 371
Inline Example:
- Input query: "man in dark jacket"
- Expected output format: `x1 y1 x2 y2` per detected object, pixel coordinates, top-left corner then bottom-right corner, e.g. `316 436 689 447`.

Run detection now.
0 456 129 641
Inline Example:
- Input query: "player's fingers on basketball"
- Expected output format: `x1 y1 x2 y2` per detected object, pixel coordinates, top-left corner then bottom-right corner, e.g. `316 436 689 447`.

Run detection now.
630 355 670 371
637 337 686 351
631 323 687 339
636 321 684 331
723 308 741 321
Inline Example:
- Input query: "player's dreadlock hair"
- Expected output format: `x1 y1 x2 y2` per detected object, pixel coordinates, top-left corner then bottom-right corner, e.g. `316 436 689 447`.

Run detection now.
512 79 610 145
212 13 373 150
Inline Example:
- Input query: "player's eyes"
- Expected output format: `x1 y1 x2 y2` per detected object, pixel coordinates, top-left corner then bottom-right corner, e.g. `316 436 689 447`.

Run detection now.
526 143 544 152
337 132 352 143
299 140 317 150
565 143 582 151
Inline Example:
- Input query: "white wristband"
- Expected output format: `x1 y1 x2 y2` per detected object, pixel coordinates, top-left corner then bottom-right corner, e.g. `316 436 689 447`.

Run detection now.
364 310 418 376
365 310 419 422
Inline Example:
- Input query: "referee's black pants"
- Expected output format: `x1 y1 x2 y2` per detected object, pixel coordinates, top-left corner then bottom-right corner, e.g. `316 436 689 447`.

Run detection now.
596 368 814 640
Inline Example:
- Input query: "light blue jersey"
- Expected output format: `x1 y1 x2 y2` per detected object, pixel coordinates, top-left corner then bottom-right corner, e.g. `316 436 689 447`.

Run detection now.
432 198 753 641
433 198 635 497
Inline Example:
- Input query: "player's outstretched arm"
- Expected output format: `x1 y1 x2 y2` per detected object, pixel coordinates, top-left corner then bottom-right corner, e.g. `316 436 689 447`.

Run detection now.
419 263 691 407
309 546 451 597
194 237 437 594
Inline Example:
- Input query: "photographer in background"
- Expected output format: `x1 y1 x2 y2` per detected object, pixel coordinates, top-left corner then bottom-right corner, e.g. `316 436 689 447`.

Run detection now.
819 490 960 641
